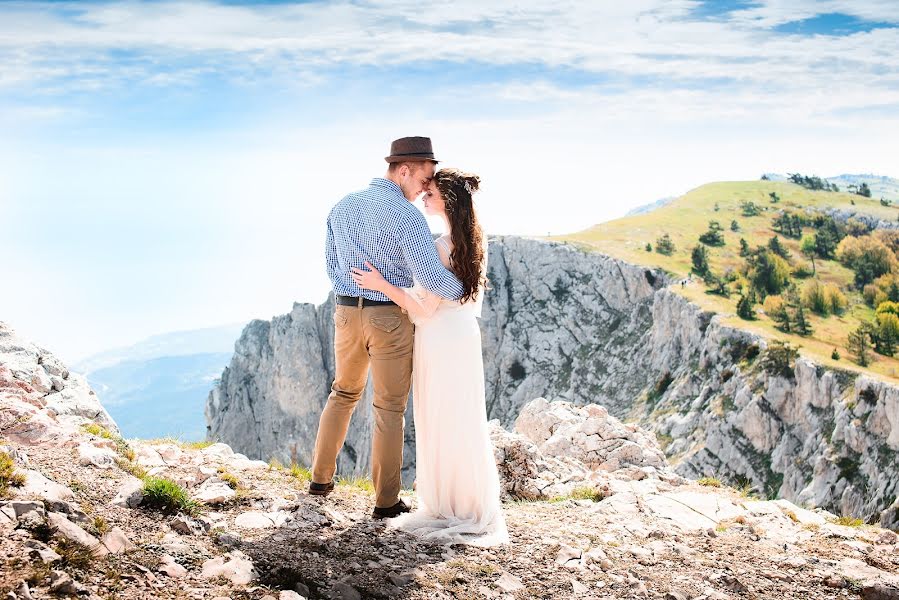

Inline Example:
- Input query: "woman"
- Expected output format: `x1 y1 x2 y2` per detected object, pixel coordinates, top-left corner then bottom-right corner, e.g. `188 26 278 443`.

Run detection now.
351 168 508 547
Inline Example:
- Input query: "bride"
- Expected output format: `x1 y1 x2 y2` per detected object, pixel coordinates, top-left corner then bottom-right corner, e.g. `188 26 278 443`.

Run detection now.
351 168 508 547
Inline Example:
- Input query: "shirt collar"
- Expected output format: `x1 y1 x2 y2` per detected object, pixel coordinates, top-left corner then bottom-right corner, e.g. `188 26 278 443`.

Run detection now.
371 177 405 199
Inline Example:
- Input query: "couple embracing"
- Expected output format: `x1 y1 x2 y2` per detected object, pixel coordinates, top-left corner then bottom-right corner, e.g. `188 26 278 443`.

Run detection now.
308 136 508 547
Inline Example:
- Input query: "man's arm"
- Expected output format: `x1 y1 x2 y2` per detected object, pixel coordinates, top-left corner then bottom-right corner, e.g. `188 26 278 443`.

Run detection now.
398 211 464 300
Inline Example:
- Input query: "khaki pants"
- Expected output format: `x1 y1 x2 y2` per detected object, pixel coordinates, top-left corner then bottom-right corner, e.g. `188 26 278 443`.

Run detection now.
311 302 413 508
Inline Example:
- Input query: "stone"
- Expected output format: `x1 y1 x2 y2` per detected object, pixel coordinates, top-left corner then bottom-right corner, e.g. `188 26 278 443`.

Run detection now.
47 512 105 555
279 591 306 600
3 501 44 519
76 443 117 469
170 515 205 535
388 572 415 587
234 511 277 529
876 530 898 545
14 582 32 600
200 550 257 585
48 570 79 595
571 579 589 594
158 555 188 578
331 582 361 600
496 572 525 593
110 477 144 508
193 480 236 505
24 539 61 564
17 470 74 504
215 531 242 549
862 583 899 600
100 527 135 554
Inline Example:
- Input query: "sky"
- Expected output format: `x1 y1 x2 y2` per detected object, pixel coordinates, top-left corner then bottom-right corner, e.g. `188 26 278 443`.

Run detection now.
1 0 898 364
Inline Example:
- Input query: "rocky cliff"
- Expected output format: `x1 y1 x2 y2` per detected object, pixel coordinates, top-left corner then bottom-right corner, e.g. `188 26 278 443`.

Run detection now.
207 237 899 527
5 325 899 599
206 237 665 485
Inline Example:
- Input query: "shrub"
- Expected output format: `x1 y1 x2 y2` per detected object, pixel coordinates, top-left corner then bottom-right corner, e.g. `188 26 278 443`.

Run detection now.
0 451 26 498
697 477 722 487
761 340 799 379
832 348 841 360
142 477 200 516
655 233 675 256
746 249 791 298
801 280 829 315
699 220 726 247
824 284 848 315
836 235 897 288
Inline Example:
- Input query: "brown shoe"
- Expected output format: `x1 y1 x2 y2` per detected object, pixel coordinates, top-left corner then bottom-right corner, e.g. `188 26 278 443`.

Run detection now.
308 480 334 496
372 499 411 519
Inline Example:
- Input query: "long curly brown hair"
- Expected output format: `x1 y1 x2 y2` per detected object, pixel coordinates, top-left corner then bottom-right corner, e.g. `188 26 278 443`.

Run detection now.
434 168 487 304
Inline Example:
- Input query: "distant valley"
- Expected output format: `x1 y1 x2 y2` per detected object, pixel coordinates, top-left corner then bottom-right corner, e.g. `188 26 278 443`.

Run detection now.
73 323 245 441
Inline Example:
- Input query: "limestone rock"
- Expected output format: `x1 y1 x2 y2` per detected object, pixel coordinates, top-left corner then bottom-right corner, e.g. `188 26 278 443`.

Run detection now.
77 442 117 469
16 470 74 504
110 477 144 508
47 512 105 556
200 550 257 585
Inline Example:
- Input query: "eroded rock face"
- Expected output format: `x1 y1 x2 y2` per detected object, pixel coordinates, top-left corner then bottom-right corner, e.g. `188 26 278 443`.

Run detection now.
206 237 899 523
206 237 665 485
0 321 118 440
489 398 681 501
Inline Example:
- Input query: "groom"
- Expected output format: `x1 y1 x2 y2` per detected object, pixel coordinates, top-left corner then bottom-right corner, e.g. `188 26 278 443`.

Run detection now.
309 136 464 518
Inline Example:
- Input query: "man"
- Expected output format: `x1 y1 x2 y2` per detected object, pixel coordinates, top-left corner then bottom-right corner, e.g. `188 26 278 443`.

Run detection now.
309 136 464 518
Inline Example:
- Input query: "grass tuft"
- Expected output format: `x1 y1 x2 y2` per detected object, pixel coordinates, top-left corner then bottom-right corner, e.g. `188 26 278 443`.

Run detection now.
0 450 26 498
337 474 374 493
216 468 240 490
54 538 96 569
697 477 722 487
288 463 312 483
830 515 864 527
142 477 200 516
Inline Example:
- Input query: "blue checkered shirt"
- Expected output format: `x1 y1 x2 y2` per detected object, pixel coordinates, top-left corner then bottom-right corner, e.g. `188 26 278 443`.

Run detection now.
325 178 464 302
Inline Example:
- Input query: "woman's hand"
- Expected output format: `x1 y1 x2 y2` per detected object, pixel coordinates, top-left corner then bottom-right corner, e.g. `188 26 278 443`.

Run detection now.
351 262 388 292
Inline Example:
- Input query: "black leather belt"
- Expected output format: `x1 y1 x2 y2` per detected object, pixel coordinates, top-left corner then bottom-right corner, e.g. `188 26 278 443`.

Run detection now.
336 295 396 307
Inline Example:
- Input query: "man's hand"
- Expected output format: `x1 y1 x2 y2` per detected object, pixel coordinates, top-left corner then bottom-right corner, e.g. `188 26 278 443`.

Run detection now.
351 262 388 292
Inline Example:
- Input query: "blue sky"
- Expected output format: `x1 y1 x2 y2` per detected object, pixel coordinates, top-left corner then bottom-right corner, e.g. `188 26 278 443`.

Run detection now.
1 0 898 363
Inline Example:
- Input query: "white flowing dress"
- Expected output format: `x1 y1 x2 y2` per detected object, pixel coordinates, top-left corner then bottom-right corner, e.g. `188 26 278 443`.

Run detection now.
388 235 509 547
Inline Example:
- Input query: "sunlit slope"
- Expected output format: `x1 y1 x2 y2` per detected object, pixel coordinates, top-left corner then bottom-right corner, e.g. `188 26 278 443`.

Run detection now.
554 180 899 382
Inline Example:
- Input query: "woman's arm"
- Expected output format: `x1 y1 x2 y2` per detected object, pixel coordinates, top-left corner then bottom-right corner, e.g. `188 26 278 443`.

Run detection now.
351 262 440 320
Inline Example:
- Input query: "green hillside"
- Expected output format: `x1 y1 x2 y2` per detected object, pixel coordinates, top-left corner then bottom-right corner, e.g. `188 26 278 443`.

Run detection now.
554 180 899 383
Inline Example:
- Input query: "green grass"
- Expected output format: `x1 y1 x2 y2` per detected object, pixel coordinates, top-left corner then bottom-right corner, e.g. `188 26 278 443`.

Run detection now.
337 475 374 493
141 477 200 516
0 450 26 498
829 515 864 527
145 437 215 450
216 468 240 490
552 180 899 383
697 477 723 488
546 486 605 503
82 424 135 462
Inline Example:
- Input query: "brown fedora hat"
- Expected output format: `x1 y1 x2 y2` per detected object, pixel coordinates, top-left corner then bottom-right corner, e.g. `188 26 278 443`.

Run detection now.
384 136 439 163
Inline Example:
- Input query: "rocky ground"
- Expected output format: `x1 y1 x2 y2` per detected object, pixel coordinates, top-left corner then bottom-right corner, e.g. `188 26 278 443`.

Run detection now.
3 322 899 600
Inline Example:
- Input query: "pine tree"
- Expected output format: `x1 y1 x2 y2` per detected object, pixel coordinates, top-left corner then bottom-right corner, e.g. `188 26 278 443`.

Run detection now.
655 233 676 256
737 291 756 320
848 325 872 367
831 348 840 361
739 238 750 257
730 220 740 232
691 245 710 277
794 304 812 336
645 242 652 252
699 220 725 246
767 235 790 259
